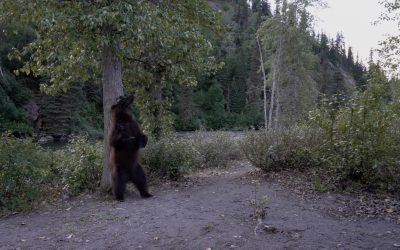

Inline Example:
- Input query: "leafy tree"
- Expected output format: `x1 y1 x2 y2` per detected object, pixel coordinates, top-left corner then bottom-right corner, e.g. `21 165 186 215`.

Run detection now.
0 1 221 189
378 0 400 74
0 72 32 135
123 2 223 138
257 0 318 128
310 60 400 191
0 25 36 135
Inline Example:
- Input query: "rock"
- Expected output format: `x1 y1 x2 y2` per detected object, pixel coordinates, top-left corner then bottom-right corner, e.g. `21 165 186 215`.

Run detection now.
262 225 278 234
38 135 54 144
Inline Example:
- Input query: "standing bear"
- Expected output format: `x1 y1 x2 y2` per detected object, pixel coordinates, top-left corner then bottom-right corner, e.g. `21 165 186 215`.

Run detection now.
109 94 152 201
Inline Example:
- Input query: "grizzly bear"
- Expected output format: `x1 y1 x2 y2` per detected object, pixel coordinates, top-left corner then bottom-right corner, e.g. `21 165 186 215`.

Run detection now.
109 94 152 201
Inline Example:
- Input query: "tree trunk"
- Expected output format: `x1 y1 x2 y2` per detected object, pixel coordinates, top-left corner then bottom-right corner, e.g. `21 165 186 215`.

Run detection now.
100 44 124 191
275 86 280 129
273 38 282 129
226 85 231 113
268 62 277 130
256 37 268 130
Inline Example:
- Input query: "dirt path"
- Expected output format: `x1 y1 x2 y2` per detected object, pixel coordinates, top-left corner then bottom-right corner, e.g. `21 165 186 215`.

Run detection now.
1 163 399 250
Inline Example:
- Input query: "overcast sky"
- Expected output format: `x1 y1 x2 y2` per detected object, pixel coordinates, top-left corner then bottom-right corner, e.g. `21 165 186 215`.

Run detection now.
311 0 398 63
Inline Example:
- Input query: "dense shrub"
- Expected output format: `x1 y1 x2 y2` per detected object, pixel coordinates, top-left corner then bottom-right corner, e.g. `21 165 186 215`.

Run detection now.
0 133 51 212
0 131 244 212
142 136 196 180
0 134 103 213
240 125 322 172
310 82 400 192
174 115 201 131
142 132 242 180
190 132 242 169
240 65 400 193
224 111 263 130
55 136 103 196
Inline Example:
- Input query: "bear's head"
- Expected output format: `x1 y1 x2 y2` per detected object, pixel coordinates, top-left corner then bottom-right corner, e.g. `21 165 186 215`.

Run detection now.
111 94 147 148
111 94 134 113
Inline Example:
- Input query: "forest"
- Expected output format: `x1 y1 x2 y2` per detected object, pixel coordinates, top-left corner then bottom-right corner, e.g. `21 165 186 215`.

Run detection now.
0 0 400 249
1 0 370 136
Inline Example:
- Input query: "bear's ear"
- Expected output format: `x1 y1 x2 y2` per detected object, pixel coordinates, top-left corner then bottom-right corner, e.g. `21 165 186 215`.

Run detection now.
124 94 134 107
111 101 119 110
112 94 135 110
137 133 148 148
111 96 124 111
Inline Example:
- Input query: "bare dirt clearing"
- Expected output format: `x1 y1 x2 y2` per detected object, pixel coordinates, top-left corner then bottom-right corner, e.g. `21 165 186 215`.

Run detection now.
1 163 399 250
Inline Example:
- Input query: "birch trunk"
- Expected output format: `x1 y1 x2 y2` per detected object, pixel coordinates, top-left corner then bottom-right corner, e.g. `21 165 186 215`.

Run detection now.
268 62 277 130
100 44 124 190
256 37 268 130
275 87 280 129
273 38 283 129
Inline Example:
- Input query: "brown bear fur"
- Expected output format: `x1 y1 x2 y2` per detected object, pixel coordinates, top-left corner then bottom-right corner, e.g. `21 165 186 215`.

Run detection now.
109 94 152 201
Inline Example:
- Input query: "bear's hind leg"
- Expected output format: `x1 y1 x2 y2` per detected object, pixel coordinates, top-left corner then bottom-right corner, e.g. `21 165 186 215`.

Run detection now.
130 164 153 198
112 171 128 201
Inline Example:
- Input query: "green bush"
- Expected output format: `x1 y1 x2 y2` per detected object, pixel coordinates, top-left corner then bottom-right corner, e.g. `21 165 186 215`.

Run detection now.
142 136 196 180
241 64 400 194
310 84 400 192
240 125 322 172
0 133 51 212
174 115 201 131
224 111 263 130
190 132 242 169
142 133 242 179
54 136 103 196
0 134 103 213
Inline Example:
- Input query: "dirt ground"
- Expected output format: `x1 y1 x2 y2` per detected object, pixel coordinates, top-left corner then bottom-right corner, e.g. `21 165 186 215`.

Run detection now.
1 163 399 250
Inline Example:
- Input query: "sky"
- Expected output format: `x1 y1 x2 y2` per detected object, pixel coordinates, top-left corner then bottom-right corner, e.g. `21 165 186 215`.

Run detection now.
310 0 398 62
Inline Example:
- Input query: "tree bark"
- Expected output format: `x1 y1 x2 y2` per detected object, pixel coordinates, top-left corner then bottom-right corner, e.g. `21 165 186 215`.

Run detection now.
100 44 124 191
273 38 282 129
226 85 231 113
268 62 277 130
256 37 268 130
275 86 280 129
